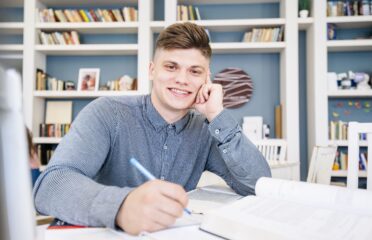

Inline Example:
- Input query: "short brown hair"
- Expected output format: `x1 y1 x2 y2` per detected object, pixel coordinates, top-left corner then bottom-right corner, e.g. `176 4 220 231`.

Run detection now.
155 22 211 59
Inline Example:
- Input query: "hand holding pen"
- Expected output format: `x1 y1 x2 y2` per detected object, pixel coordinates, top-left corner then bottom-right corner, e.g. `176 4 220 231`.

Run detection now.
115 158 190 235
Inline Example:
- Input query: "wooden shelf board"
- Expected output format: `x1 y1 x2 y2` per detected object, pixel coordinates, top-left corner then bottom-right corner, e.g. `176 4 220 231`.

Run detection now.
211 42 285 54
34 44 138 55
36 22 139 34
0 22 24 34
327 16 372 28
327 140 368 147
331 170 367 177
298 17 314 30
33 137 61 144
179 0 280 4
33 90 143 98
327 39 372 52
38 0 137 7
328 90 372 97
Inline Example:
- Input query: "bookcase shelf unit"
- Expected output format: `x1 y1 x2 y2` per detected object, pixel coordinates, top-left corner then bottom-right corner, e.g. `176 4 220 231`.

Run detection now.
307 1 372 176
21 0 301 178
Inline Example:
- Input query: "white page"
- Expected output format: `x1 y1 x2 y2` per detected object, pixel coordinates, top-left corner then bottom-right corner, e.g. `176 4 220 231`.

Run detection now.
187 186 242 214
44 227 139 240
143 225 222 240
201 196 372 240
256 177 372 215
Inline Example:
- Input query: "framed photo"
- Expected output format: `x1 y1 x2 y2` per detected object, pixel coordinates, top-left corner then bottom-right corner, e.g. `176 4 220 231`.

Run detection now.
77 68 100 91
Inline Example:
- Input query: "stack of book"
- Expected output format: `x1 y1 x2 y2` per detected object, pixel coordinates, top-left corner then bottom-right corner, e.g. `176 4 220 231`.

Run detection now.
39 123 71 138
327 0 372 16
177 5 201 21
39 31 80 45
333 150 368 171
38 7 138 23
36 69 75 91
242 26 284 42
37 144 56 165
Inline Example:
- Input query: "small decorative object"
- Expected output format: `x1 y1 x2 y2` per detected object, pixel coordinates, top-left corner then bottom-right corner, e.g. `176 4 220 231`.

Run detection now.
242 116 263 141
263 124 270 139
78 68 100 91
119 75 135 91
299 0 310 18
352 72 371 90
65 81 76 90
327 23 336 40
213 68 253 108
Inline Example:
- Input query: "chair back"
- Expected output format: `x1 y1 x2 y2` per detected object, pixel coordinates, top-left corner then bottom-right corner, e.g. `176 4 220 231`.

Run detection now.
347 122 372 191
253 139 287 166
307 146 337 184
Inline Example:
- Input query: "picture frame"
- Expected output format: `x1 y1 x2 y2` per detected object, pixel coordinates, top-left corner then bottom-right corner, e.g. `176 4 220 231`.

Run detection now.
77 68 100 91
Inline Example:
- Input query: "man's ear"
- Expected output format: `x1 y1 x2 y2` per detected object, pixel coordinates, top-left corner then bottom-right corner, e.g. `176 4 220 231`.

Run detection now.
149 61 154 81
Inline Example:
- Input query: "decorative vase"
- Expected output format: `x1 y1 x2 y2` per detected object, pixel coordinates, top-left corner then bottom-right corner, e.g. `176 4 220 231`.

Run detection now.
299 9 309 18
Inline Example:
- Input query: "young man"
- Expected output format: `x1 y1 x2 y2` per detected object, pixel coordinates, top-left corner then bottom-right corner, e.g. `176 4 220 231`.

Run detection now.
33 22 271 235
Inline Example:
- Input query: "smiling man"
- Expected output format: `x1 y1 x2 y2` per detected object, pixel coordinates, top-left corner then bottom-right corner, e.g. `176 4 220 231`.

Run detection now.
33 22 271 235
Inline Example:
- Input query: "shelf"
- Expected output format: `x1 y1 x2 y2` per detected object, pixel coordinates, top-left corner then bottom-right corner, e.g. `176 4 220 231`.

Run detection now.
0 44 24 53
38 0 138 7
328 140 368 147
36 22 139 34
33 137 61 144
34 44 138 55
33 90 143 98
211 42 285 54
328 90 372 98
298 17 314 30
188 19 285 32
150 21 166 33
331 170 367 177
327 16 372 29
178 0 280 4
0 22 24 34
327 39 372 52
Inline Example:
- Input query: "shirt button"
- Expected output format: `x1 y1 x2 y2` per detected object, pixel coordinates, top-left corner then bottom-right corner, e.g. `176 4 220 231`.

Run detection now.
163 145 168 150
215 129 220 134
160 176 165 180
168 125 174 129
222 149 227 154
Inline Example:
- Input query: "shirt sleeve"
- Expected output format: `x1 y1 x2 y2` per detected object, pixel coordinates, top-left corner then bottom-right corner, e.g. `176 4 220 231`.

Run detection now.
205 110 272 196
33 97 132 229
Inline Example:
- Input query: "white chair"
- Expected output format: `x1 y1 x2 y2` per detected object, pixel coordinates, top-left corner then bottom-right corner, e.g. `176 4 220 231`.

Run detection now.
307 146 337 184
347 122 372 191
253 139 287 166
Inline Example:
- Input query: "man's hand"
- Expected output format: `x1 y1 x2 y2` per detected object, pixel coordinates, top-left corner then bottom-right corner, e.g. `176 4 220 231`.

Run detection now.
116 180 188 235
194 75 224 122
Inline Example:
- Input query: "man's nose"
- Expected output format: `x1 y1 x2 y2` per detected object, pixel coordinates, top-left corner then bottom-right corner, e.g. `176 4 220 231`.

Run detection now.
175 70 188 85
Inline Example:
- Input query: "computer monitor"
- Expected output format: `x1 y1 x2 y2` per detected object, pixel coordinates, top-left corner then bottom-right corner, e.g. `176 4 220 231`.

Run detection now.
0 67 36 240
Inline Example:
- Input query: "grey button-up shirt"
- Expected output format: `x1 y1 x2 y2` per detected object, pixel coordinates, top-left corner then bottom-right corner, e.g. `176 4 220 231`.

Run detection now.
33 95 271 229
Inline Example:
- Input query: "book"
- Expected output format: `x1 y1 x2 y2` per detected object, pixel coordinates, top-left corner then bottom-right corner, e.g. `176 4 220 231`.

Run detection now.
187 185 242 214
200 177 372 240
45 101 73 124
44 219 138 240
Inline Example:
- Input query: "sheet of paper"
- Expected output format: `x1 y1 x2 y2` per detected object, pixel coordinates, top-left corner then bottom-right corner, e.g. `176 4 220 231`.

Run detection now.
45 101 73 124
143 225 222 240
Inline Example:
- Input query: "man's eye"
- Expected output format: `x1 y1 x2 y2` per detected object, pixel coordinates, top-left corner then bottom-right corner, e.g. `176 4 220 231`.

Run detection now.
191 70 202 75
165 65 176 71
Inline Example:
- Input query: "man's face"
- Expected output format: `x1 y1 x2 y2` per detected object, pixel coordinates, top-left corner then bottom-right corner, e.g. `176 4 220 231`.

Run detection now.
149 48 209 114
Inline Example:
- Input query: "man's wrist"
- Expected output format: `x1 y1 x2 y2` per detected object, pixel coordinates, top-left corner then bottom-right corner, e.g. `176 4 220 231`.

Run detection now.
206 107 224 122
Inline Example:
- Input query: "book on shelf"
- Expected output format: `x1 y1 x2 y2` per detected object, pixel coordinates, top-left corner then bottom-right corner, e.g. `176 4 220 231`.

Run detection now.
38 7 138 23
329 120 368 141
177 5 200 21
200 177 372 240
36 69 75 91
242 26 284 43
38 30 80 45
37 144 57 165
39 123 71 138
327 0 372 17
333 150 368 171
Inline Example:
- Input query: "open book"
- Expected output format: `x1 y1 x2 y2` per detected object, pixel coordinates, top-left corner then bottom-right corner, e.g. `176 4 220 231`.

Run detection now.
200 177 372 240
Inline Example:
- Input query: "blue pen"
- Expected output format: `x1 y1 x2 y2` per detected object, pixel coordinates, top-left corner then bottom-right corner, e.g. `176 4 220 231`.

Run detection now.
130 158 192 215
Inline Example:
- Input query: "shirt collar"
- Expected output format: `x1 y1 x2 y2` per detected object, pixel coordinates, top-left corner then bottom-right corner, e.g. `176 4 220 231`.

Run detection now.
144 95 191 134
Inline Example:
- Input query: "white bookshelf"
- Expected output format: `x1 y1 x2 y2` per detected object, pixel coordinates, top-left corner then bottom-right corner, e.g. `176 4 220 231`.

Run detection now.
307 2 372 179
298 17 314 30
327 140 368 147
34 44 138 56
328 90 372 98
35 22 139 34
327 16 372 28
33 90 144 98
327 39 372 52
331 170 367 178
0 22 24 34
19 0 301 179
